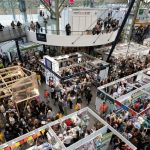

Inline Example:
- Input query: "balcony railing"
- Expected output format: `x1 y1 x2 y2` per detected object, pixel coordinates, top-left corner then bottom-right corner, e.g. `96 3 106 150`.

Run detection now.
0 26 26 43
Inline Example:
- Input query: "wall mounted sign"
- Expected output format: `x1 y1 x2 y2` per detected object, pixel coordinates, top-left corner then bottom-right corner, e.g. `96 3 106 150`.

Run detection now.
36 33 47 42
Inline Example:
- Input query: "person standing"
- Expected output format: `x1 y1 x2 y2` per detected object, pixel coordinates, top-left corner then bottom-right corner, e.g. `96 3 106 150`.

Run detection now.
44 89 50 104
65 23 71 35
86 91 92 105
36 73 41 86
17 21 22 28
58 98 64 114
36 22 41 33
30 21 35 32
99 102 108 118
11 21 16 29
0 23 4 31
50 85 55 99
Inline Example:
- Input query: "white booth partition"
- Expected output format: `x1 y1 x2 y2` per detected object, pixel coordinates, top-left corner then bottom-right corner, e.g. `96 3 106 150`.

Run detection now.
96 68 150 117
40 52 109 85
0 107 137 150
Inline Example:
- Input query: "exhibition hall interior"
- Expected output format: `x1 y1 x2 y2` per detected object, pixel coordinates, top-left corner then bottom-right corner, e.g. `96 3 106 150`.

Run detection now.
0 0 150 150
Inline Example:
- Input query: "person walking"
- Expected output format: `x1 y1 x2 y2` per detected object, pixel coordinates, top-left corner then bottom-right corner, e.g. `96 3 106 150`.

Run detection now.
58 98 64 114
87 91 92 105
36 73 41 86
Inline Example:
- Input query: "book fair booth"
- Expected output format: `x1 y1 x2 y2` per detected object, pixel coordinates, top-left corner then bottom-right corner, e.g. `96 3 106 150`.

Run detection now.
94 42 150 60
0 107 137 150
95 68 150 124
0 66 39 115
39 52 109 85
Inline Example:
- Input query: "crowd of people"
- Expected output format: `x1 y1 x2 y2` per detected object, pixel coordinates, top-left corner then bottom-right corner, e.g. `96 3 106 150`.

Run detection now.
60 65 87 77
51 115 103 147
29 21 42 33
0 21 22 31
0 38 150 149
92 13 119 35
106 111 150 150
132 25 150 44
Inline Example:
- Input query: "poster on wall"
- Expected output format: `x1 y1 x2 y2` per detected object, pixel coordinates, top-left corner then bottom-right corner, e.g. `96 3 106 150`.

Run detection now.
45 58 52 70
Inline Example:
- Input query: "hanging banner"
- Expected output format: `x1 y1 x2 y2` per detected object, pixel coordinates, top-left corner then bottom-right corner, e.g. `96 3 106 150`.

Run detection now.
44 0 51 5
69 0 75 5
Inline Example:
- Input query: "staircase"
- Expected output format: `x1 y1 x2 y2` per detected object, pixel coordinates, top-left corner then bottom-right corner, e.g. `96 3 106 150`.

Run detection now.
124 0 141 42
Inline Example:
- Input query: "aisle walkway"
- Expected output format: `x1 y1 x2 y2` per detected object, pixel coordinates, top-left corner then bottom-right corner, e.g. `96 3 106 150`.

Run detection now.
38 83 97 115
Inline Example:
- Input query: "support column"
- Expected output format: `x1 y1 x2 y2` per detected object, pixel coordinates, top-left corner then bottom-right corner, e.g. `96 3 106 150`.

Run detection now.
106 0 136 62
43 45 47 54
19 0 28 23
55 0 60 35
15 40 22 62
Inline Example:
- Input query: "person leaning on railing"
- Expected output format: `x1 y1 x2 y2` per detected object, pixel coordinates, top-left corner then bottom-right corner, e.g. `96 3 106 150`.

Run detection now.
0 23 4 31
11 21 16 29
17 21 22 28
30 21 36 32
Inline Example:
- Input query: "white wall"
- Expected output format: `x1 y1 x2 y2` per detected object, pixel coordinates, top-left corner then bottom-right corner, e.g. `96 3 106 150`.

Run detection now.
26 30 118 47
69 8 98 32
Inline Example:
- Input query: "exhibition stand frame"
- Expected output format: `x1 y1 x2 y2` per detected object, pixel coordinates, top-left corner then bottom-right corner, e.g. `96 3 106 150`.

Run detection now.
0 66 39 115
40 52 109 85
0 107 137 150
96 68 150 116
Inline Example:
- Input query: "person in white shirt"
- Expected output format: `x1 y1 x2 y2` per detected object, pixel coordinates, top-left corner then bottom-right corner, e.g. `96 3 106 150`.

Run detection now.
63 132 73 147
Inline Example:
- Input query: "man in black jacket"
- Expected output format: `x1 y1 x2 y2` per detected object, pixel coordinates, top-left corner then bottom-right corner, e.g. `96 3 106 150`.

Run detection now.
0 23 4 31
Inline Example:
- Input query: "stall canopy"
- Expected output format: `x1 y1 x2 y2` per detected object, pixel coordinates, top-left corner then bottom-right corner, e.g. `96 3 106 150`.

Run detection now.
0 107 137 150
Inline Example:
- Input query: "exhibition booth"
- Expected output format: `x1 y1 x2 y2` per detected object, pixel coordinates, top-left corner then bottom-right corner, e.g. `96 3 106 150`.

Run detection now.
0 107 137 150
40 52 109 85
94 42 150 60
95 68 150 117
0 66 39 115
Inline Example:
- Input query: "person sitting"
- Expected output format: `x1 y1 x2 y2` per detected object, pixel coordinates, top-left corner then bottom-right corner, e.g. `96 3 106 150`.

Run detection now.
0 23 4 31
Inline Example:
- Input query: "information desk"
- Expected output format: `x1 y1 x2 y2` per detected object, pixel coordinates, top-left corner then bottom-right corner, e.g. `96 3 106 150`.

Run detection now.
0 107 136 150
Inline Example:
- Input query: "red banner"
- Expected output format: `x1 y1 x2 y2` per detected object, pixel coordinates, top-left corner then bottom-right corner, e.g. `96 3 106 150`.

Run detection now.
44 0 51 5
69 0 75 4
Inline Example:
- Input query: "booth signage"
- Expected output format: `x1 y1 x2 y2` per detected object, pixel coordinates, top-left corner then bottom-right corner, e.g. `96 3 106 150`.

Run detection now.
36 33 47 42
